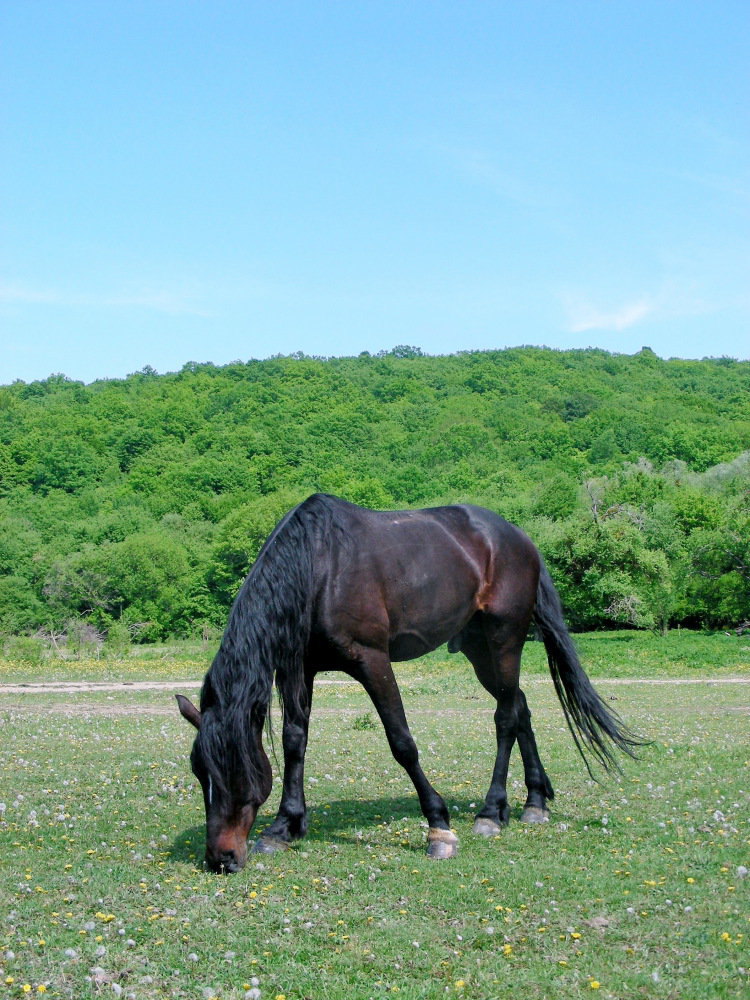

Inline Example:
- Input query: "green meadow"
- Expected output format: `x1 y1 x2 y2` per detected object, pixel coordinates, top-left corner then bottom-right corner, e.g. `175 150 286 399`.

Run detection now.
1 633 748 999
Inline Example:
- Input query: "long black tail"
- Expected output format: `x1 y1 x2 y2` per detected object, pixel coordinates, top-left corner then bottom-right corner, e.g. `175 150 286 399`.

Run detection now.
534 562 646 774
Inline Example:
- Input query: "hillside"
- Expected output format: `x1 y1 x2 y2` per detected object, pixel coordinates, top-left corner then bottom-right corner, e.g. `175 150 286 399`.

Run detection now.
1 346 748 640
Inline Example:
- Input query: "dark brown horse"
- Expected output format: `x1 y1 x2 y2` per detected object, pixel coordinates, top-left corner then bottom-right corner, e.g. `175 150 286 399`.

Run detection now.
177 494 642 872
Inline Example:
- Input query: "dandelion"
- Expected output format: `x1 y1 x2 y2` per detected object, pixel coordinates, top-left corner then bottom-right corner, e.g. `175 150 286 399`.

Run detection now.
590 981 601 989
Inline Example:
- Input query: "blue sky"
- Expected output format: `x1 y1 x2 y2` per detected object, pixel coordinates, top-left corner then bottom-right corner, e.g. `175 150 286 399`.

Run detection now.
2 1 748 385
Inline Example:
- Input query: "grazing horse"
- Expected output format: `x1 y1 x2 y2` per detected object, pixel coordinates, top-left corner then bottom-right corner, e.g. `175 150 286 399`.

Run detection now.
177 494 642 872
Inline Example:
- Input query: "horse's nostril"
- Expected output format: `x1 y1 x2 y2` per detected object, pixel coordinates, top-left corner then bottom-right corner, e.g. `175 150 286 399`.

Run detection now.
206 850 240 874
219 851 239 873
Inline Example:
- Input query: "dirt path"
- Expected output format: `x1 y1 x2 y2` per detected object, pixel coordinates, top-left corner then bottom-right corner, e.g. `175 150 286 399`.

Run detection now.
0 680 200 694
1 676 747 718
0 676 748 695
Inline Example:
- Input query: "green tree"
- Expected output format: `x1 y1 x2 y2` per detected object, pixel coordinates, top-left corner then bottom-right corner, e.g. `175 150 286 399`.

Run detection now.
209 490 306 606
0 576 46 633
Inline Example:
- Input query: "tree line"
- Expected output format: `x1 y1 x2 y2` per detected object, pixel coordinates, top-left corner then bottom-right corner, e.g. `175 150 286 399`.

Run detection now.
0 346 748 644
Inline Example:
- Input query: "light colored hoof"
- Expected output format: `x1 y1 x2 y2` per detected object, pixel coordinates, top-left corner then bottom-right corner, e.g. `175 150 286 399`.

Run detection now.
427 827 458 859
252 836 291 854
472 817 503 837
520 806 550 824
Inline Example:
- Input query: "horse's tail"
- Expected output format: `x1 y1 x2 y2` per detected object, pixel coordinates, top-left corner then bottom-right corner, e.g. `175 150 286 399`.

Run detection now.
533 561 645 774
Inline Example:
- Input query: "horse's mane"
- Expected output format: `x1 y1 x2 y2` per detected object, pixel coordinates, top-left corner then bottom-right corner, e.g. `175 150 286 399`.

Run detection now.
196 494 338 797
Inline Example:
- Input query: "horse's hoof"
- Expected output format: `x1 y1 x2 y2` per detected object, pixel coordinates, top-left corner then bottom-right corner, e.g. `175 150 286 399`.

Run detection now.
252 836 291 854
472 817 503 837
520 806 550 824
426 828 458 859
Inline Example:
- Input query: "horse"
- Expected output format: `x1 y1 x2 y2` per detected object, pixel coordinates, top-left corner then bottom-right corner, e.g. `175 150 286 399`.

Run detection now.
177 493 643 872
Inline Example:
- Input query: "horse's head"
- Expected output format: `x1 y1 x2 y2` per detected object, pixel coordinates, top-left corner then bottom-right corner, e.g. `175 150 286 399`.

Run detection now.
176 694 272 873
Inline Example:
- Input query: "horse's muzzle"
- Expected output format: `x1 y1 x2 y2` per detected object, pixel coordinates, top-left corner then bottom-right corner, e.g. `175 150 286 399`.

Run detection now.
206 847 246 874
205 805 258 873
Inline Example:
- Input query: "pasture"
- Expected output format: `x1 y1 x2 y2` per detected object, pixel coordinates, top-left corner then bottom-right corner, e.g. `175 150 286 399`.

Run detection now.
1 633 748 999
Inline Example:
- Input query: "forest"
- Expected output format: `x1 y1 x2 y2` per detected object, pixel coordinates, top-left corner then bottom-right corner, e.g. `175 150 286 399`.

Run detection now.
0 346 748 646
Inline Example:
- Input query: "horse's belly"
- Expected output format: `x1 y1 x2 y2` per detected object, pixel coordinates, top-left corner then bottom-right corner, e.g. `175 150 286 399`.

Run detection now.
388 628 452 661
386 594 475 662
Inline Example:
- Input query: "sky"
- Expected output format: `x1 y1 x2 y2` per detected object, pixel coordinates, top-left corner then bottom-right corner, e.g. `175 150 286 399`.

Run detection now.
2 1 749 385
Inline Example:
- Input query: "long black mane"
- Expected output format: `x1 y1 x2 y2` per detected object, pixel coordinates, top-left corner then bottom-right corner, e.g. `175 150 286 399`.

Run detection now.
196 495 336 796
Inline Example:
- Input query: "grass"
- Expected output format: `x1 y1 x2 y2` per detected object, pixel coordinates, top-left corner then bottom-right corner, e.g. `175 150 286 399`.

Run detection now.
1 628 748 685
0 634 748 999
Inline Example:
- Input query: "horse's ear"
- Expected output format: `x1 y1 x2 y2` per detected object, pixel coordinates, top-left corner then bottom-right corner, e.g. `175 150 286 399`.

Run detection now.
176 694 201 729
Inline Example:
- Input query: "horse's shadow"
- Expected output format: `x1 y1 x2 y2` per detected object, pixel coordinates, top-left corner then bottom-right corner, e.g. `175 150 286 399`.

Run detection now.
167 825 206 864
166 794 574 865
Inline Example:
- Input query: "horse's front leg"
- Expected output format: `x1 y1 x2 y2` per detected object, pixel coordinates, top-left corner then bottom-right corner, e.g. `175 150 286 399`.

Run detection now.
253 678 313 854
354 648 457 859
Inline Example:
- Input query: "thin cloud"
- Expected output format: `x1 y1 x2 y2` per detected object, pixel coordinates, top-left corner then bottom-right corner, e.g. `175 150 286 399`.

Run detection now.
0 282 212 317
565 296 653 333
0 283 61 306
428 141 555 209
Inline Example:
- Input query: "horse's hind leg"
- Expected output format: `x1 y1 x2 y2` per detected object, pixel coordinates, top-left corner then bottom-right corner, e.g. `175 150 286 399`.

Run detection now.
461 618 553 835
472 693 519 837
516 688 554 823
459 625 522 836
351 647 457 859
